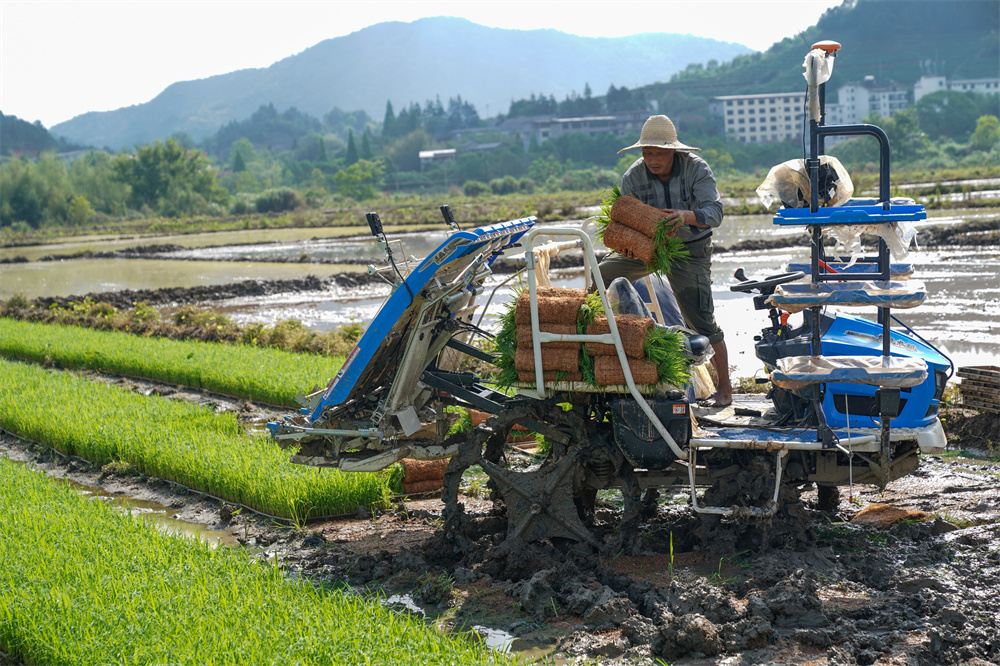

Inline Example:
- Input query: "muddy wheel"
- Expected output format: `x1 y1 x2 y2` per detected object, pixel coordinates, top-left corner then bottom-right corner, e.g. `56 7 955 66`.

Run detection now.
481 448 599 552
441 398 617 553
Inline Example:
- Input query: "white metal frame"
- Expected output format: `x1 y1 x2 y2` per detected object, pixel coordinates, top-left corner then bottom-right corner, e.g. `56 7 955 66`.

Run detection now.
521 226 687 459
517 226 897 518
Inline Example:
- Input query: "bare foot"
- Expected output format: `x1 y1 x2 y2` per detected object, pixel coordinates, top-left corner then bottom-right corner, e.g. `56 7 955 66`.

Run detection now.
705 391 732 408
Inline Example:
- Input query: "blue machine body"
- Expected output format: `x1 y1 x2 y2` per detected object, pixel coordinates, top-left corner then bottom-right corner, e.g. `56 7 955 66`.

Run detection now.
816 312 948 429
296 217 535 427
758 309 949 431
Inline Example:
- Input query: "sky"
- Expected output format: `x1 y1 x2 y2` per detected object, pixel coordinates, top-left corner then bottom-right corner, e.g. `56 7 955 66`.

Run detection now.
0 0 844 129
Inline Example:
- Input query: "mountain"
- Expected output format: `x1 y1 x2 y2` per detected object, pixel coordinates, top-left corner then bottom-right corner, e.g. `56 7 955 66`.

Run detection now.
49 17 752 149
1 112 59 155
638 0 999 103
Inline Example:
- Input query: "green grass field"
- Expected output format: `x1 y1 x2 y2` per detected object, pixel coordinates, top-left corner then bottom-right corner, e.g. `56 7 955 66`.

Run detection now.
0 459 510 665
0 357 388 520
0 318 343 407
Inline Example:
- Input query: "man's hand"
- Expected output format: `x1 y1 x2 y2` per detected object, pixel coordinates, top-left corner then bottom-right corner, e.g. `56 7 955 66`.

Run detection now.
661 208 708 230
660 209 687 233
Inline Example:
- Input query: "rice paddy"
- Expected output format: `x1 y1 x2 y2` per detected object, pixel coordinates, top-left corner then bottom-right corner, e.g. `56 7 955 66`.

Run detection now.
0 459 510 665
0 357 389 521
0 318 343 407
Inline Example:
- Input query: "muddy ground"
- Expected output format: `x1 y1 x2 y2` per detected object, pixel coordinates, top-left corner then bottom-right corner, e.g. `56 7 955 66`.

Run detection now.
4 370 998 666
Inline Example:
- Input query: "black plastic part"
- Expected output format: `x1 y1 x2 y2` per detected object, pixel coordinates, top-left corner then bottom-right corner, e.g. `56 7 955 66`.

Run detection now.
365 212 383 237
608 398 691 469
876 388 902 419
440 205 459 230
445 337 496 363
729 271 805 294
687 335 710 357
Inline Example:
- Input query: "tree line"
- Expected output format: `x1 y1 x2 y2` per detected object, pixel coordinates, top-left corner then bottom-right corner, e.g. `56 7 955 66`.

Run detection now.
1 82 997 230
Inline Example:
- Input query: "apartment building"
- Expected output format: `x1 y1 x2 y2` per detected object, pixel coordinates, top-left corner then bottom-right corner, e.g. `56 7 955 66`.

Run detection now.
492 111 647 150
826 77 910 126
913 75 1000 102
710 92 807 144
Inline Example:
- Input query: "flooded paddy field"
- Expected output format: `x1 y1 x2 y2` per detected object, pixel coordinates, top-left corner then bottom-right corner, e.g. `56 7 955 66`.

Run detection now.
5 209 992 377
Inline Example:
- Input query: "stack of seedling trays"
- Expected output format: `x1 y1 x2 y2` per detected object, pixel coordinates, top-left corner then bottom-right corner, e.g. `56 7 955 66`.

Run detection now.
513 287 585 383
597 187 688 274
585 314 659 386
493 286 689 393
957 366 1000 414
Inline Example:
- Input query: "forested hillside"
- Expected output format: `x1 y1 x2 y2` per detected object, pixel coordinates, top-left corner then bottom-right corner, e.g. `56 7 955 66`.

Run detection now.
1 113 59 155
645 0 998 104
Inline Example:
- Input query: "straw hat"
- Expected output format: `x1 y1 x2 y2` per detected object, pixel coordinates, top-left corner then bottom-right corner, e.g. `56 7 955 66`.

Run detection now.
617 115 700 154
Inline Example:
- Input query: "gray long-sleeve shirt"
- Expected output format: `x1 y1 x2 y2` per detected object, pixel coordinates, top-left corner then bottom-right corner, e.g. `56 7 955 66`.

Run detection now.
620 152 724 243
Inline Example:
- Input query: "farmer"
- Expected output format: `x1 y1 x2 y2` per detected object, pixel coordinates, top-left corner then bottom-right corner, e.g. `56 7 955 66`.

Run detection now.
599 114 732 406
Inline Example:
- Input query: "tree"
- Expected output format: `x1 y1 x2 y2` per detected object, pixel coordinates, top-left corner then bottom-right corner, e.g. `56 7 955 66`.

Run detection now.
316 136 328 163
69 150 129 216
345 130 358 166
66 194 94 225
528 155 563 183
0 157 47 227
332 159 384 200
916 90 980 141
382 101 397 138
361 130 373 160
112 138 229 215
970 115 1000 150
232 150 247 172
384 129 430 172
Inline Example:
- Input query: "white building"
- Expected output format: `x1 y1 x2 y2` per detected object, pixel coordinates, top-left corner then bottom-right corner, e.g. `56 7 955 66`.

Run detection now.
826 77 909 126
491 111 647 150
418 149 456 170
712 92 806 144
913 75 1000 102
712 72 999 146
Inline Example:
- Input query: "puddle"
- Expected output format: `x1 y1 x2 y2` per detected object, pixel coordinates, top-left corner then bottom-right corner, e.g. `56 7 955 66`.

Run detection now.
9 460 240 548
383 593 425 615
379 592 561 660
86 489 240 547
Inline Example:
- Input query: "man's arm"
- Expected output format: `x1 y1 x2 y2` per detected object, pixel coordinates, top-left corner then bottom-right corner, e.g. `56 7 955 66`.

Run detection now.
685 156 724 229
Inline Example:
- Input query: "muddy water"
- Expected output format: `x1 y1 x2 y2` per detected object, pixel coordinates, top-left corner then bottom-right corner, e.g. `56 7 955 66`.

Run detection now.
0 258 360 301
2 210 996 375
214 209 998 376
78 483 241 547
4 455 239 547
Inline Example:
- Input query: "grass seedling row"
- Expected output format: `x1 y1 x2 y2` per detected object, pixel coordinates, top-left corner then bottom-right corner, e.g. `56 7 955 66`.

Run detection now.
0 459 509 665
0 318 343 407
0 358 388 521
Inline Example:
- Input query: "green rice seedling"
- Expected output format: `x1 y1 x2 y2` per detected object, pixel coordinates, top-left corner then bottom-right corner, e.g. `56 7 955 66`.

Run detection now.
644 326 692 388
577 290 606 388
489 284 521 389
0 460 512 665
593 185 621 242
0 318 342 407
0 358 389 519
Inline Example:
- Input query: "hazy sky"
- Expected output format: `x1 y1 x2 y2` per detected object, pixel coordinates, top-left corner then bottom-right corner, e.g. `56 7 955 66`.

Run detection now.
1 0 843 128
